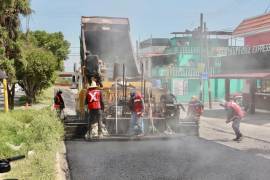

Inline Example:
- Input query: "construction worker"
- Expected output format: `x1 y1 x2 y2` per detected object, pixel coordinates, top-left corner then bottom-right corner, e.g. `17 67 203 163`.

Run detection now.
160 90 177 105
128 90 144 136
222 97 245 141
160 90 185 134
160 90 185 117
187 96 204 136
187 96 204 121
85 81 105 139
86 53 103 87
54 90 65 119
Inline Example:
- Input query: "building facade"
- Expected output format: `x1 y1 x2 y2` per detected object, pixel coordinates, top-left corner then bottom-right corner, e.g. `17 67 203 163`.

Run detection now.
139 33 243 103
214 12 270 112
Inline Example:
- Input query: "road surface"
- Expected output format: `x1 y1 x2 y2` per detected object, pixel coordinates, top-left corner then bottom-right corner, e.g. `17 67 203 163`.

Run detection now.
66 137 270 180
64 89 270 180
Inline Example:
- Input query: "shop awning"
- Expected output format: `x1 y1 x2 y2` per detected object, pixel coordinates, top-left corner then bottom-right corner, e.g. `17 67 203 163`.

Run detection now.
210 72 270 79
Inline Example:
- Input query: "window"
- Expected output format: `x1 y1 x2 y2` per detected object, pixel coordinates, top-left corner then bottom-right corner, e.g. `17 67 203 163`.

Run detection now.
259 80 270 93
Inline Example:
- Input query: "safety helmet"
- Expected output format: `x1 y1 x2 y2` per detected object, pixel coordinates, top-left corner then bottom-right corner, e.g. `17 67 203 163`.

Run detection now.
191 96 198 101
88 81 97 88
130 89 136 97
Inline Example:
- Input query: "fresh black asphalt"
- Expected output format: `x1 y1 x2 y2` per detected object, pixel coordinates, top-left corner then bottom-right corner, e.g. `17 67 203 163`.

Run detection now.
66 136 270 180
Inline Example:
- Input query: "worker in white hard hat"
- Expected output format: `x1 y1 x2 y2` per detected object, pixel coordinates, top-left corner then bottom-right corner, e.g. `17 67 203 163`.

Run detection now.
85 81 105 139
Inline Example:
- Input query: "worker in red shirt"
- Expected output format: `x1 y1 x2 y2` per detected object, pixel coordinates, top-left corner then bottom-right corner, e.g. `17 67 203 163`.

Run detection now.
54 90 65 119
128 90 144 136
222 97 245 141
85 81 104 139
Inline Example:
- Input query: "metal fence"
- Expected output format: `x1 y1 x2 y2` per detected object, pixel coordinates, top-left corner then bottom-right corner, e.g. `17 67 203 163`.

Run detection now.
152 66 219 78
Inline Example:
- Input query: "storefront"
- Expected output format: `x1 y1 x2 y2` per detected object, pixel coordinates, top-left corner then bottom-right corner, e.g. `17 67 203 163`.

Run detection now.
211 12 270 113
212 72 270 113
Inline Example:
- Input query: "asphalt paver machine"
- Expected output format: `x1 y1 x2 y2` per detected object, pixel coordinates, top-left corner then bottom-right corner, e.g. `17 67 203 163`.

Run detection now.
64 16 198 140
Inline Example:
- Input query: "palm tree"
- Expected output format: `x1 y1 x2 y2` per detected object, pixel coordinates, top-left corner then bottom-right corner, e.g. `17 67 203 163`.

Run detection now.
0 0 32 109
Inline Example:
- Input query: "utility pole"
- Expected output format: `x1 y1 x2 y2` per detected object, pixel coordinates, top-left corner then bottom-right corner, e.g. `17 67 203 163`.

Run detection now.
115 78 118 134
199 13 204 102
204 22 212 109
141 62 144 96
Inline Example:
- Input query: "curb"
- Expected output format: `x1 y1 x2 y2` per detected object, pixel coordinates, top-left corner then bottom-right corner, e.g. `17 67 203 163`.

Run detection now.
56 141 70 180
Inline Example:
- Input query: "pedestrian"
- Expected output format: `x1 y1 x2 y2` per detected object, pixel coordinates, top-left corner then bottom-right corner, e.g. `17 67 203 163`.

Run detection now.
85 81 105 139
54 89 65 119
223 97 245 141
186 96 204 136
128 90 144 136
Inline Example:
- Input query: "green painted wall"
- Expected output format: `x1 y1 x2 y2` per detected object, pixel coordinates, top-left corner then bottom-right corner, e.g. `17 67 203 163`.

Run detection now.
150 37 243 103
170 78 243 103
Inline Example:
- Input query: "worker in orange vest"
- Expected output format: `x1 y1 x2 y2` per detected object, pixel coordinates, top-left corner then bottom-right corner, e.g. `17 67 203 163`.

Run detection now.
186 96 204 136
187 96 204 121
54 90 65 118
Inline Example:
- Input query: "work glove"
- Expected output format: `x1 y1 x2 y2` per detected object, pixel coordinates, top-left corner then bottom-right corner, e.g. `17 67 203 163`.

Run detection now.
137 112 143 117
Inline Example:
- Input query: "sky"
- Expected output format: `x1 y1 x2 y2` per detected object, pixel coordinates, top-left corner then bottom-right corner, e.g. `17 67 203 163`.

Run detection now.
21 0 270 71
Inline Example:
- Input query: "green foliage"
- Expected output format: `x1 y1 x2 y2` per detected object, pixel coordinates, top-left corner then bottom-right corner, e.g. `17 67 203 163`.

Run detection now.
0 58 16 83
0 0 32 109
30 30 70 70
18 95 26 105
17 47 57 103
36 86 54 105
0 108 64 179
0 0 31 19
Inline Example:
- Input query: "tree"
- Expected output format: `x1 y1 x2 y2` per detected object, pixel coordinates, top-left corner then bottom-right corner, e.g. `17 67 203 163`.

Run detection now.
30 31 70 71
17 47 57 104
0 0 32 109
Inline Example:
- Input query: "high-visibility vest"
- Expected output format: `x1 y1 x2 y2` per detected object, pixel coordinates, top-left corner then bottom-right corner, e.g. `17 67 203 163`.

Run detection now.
133 95 143 113
54 95 61 109
188 101 204 116
86 89 102 110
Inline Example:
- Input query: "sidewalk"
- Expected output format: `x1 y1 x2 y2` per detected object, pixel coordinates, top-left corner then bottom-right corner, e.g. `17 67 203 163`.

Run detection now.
201 109 270 142
200 109 270 160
